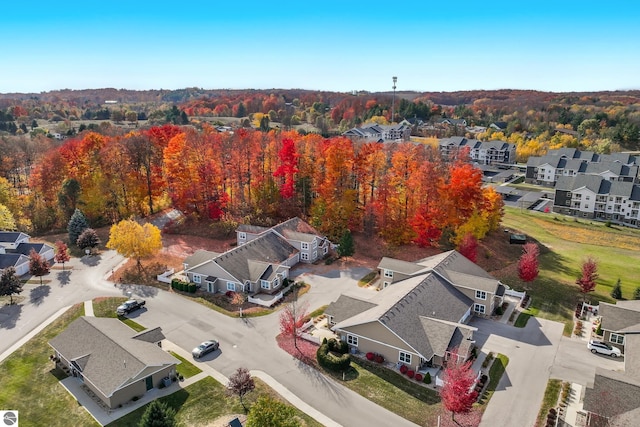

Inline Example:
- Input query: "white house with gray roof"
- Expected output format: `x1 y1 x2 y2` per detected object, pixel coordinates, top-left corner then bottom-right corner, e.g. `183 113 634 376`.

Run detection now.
553 175 640 226
342 123 411 143
438 136 516 165
0 231 55 275
49 317 178 409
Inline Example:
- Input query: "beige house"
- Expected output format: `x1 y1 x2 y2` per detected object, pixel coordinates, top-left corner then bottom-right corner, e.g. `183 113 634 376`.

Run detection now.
49 317 178 409
598 300 640 355
377 250 506 317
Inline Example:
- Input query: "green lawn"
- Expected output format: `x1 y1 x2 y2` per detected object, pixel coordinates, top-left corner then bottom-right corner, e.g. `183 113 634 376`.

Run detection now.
92 297 146 332
358 271 377 287
499 207 640 332
342 358 441 426
108 377 323 427
514 312 532 328
169 352 202 379
480 354 509 405
0 304 99 427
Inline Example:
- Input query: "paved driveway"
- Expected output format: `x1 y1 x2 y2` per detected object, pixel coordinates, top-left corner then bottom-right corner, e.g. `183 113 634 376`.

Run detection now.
473 317 564 427
550 336 624 385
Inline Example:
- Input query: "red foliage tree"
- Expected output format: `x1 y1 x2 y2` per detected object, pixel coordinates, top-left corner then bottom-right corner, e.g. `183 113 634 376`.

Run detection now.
279 299 309 353
273 138 299 199
440 353 478 425
29 249 50 286
576 257 598 300
458 233 478 263
54 240 70 270
517 243 539 283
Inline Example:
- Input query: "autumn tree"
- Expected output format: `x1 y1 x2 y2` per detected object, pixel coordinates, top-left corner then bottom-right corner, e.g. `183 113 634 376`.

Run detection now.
29 249 50 286
0 267 23 304
226 367 255 412
0 203 16 230
230 291 247 317
246 395 299 427
106 220 162 275
138 400 177 427
440 352 478 425
517 243 539 283
337 229 354 257
576 257 599 301
67 208 89 247
54 240 70 270
279 298 309 353
57 178 81 220
76 228 101 252
458 233 478 263
273 138 299 199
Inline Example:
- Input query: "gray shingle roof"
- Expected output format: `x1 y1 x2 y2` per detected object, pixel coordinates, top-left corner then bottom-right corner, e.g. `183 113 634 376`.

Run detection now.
600 301 640 332
0 231 29 243
49 317 177 397
0 253 28 269
378 257 427 275
183 249 220 269
325 295 377 324
15 242 54 256
269 217 324 243
583 368 640 420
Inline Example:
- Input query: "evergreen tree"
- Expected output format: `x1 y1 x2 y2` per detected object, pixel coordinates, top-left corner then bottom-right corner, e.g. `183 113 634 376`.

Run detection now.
138 400 177 427
67 208 89 247
337 230 355 257
635 287 640 300
611 278 622 300
236 102 246 118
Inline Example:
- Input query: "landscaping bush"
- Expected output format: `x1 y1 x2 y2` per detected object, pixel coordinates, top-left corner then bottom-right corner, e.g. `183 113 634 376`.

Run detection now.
495 306 504 316
400 365 408 374
316 342 351 372
375 354 384 363
424 372 431 384
366 352 375 361
171 278 180 289
415 373 423 382
407 370 415 379
188 283 197 293
327 338 349 354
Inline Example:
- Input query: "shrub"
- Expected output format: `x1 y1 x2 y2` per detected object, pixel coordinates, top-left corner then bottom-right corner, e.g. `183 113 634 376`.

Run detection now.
424 372 431 384
400 365 408 374
415 373 423 382
407 370 415 378
375 354 384 363
226 290 235 298
366 352 374 361
495 306 504 316
316 343 351 372
327 338 349 354
171 278 179 289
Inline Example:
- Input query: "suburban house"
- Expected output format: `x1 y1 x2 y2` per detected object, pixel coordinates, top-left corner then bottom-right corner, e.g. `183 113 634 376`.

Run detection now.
183 217 332 296
553 175 640 227
582 332 640 426
49 317 178 410
438 136 516 165
342 123 411 143
526 148 639 186
325 250 506 371
237 217 332 264
597 300 640 355
438 118 467 128
0 231 55 275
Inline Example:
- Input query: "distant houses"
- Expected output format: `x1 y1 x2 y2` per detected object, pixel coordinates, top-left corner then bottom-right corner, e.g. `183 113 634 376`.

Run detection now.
0 231 55 275
342 123 411 143
438 136 516 166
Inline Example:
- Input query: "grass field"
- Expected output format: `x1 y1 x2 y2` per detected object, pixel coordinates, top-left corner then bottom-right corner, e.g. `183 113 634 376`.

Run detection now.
92 297 146 332
500 207 640 332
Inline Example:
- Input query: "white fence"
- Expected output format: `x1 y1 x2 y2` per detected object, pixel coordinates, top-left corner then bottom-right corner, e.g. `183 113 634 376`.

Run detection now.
299 332 321 345
156 268 175 284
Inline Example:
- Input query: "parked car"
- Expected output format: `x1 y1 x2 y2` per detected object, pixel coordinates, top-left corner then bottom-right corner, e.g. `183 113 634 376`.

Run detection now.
192 340 219 358
116 299 146 315
587 340 622 357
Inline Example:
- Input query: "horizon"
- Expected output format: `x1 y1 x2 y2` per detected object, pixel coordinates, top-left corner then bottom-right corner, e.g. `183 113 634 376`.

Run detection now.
1 1 639 94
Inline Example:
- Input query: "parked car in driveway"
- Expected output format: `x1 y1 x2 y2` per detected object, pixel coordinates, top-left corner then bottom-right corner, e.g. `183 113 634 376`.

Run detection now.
588 340 622 357
192 340 219 358
116 299 146 316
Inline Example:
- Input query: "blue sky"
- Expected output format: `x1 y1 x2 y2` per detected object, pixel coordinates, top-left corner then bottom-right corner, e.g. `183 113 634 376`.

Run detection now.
1 1 639 94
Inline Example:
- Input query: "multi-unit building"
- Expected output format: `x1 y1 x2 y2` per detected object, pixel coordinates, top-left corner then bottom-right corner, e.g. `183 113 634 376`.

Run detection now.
526 148 639 186
438 136 516 165
342 123 412 143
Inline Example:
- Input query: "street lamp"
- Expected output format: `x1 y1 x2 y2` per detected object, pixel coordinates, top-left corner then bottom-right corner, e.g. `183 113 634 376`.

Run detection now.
391 76 397 124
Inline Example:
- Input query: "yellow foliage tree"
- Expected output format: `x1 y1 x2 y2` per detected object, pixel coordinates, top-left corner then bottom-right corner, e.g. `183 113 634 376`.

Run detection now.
106 220 162 274
453 210 489 245
0 203 16 230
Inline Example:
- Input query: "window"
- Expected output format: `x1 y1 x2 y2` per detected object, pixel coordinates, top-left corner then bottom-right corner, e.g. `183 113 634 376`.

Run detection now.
611 333 625 345
301 242 309 250
474 304 486 314
347 335 358 346
193 275 201 284
301 253 309 261
323 246 328 254
399 351 411 364
238 232 246 240
260 280 270 289
226 282 236 291
475 290 487 300
384 269 393 278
